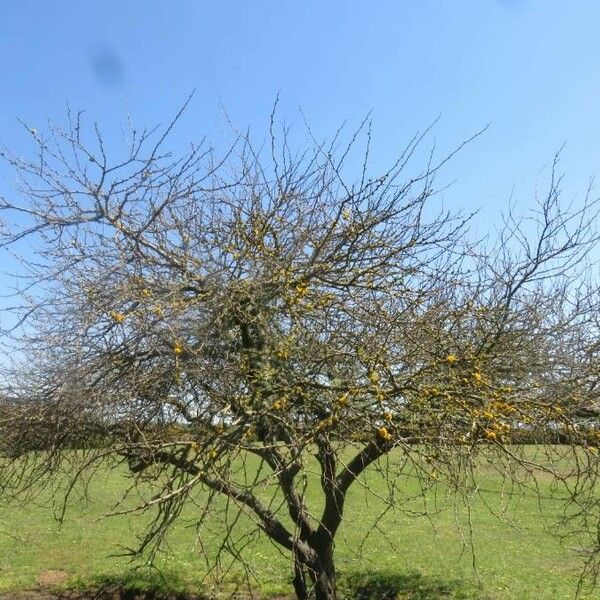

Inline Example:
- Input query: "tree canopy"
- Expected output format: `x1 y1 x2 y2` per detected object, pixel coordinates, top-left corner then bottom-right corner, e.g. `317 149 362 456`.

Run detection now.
1 105 600 599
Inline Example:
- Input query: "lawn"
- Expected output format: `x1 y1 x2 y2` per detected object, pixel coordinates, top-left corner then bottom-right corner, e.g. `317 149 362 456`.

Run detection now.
0 446 595 599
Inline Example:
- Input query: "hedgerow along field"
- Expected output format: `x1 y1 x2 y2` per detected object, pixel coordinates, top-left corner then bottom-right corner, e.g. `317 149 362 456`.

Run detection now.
0 446 594 599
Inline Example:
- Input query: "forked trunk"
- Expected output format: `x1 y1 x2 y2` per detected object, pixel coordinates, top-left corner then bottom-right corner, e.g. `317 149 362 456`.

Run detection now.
292 542 337 600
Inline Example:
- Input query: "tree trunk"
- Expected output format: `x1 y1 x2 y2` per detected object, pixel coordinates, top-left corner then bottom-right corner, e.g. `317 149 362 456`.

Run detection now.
292 542 337 600
312 550 336 600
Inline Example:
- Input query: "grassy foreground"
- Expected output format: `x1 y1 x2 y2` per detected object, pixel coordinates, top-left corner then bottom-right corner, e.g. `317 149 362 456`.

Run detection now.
0 447 595 599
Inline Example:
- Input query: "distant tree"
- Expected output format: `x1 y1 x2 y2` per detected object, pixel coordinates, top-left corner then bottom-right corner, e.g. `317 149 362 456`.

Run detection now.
1 102 600 599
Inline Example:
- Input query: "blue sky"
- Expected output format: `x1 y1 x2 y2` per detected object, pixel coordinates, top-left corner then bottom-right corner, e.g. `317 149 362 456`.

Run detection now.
1 1 600 232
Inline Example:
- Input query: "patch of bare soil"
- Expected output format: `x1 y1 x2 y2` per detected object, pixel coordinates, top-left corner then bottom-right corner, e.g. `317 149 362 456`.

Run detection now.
36 572 70 588
0 592 81 600
0 588 199 600
0 592 194 600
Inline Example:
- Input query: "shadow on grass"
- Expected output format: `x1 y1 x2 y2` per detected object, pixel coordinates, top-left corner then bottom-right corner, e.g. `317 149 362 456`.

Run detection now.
75 568 209 599
25 568 480 600
339 570 481 600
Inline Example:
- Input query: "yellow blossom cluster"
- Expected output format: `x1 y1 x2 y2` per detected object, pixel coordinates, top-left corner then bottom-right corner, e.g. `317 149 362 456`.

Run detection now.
110 310 126 323
271 398 287 411
316 415 337 431
295 282 309 297
337 392 350 407
368 371 380 385
377 426 392 441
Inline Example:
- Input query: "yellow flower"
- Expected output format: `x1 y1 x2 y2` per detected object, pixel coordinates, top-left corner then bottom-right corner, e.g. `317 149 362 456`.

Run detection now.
337 392 350 407
316 416 335 431
295 282 309 297
110 311 126 324
368 371 380 385
271 399 284 411
484 430 497 441
473 372 483 383
173 340 184 355
383 411 393 422
377 426 392 441
446 354 458 364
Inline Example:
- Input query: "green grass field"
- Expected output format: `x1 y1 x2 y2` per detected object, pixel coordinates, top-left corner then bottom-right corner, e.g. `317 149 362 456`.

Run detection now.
0 447 595 599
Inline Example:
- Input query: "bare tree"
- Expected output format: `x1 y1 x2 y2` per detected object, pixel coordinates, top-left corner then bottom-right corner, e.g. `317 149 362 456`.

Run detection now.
1 102 600 599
